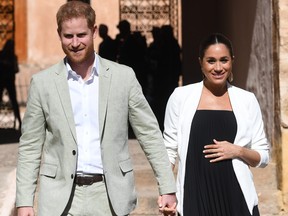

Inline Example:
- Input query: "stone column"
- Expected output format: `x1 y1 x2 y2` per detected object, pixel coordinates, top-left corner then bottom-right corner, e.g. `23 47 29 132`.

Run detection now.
279 0 288 208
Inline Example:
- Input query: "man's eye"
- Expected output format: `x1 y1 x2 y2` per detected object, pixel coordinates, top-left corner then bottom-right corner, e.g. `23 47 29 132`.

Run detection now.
64 35 73 39
77 34 86 38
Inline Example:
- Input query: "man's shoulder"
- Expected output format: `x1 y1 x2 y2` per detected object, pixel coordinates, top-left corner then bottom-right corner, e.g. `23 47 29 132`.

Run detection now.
33 60 65 79
98 56 133 73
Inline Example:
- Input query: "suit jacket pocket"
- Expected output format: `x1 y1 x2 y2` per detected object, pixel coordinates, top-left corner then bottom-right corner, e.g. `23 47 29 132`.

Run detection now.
40 163 58 178
119 158 133 174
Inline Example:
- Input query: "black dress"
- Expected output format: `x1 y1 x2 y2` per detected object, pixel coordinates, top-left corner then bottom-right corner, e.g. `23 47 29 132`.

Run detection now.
183 110 259 216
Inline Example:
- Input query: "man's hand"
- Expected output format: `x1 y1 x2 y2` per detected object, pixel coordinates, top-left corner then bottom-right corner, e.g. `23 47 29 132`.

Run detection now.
17 206 34 216
158 193 177 216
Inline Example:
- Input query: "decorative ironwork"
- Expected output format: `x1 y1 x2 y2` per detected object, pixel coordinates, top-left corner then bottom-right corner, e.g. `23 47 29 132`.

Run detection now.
119 0 179 43
0 0 14 50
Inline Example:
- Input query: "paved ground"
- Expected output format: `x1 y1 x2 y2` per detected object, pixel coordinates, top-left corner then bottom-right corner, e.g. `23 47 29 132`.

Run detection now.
0 65 287 215
0 137 287 216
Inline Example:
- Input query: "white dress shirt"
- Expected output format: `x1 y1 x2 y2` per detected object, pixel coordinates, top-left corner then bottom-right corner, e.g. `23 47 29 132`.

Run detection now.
66 54 103 174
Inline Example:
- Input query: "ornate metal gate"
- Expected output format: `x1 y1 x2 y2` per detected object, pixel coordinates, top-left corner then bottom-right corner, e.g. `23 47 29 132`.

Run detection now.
119 0 179 43
0 0 14 50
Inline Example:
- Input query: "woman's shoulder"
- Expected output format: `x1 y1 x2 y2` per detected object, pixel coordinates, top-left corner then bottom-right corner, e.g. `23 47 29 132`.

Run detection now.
168 82 202 105
228 84 259 107
174 81 202 93
228 84 255 97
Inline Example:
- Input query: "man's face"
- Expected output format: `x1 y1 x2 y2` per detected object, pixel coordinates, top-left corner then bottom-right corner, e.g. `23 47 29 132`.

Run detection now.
58 17 97 65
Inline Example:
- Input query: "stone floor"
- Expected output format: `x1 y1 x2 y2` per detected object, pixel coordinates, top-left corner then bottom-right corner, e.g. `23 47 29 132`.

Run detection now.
0 139 287 216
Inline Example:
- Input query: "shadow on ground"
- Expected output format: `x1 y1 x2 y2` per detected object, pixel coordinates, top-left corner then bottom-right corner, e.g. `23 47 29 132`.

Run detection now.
0 128 21 144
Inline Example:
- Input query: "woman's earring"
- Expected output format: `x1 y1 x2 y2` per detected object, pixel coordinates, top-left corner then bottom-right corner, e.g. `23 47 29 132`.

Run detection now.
228 72 233 82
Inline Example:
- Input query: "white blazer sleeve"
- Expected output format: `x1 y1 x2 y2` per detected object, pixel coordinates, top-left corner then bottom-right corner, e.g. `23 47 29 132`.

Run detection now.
249 93 270 168
163 90 180 165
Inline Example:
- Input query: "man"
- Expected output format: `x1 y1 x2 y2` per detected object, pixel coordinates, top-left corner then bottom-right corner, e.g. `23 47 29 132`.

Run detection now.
16 1 176 216
98 24 117 61
115 20 149 97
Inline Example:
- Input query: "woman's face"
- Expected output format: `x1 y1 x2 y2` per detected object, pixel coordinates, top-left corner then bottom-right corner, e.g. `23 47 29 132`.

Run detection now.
200 43 233 87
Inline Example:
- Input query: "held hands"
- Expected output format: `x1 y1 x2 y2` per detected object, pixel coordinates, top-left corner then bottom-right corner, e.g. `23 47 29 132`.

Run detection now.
203 139 241 163
158 193 177 216
17 207 34 216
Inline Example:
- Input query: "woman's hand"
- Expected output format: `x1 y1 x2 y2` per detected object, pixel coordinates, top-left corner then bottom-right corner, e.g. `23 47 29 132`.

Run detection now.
203 139 240 162
203 139 260 166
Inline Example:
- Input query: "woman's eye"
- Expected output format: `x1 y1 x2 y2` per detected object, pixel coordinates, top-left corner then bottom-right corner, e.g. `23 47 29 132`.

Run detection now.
207 60 215 64
220 57 230 63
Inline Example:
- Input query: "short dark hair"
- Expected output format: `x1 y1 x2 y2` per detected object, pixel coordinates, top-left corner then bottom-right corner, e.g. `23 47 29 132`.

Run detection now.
56 1 96 33
199 33 234 60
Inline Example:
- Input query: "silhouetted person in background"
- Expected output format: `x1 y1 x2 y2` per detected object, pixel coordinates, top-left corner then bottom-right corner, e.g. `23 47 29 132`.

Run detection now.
0 39 22 130
147 26 162 103
115 20 149 97
98 24 117 61
149 25 182 132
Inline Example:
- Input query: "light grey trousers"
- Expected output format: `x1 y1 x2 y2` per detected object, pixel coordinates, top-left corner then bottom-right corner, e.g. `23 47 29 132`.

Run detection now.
62 181 116 216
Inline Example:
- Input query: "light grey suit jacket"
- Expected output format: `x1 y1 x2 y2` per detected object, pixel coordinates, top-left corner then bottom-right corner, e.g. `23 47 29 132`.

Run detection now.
16 56 176 216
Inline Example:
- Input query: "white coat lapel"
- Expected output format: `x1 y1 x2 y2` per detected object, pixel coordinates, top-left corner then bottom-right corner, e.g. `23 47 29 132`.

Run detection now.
227 83 250 147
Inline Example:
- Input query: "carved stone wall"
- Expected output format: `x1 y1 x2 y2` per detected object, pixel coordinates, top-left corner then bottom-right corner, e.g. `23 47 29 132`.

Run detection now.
246 0 274 143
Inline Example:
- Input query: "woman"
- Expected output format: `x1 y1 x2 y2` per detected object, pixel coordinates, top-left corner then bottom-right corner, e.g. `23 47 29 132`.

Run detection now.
163 33 270 216
0 39 21 129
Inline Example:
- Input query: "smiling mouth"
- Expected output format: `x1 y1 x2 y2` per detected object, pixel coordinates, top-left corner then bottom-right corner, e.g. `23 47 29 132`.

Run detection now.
212 72 226 78
71 49 81 53
70 47 84 53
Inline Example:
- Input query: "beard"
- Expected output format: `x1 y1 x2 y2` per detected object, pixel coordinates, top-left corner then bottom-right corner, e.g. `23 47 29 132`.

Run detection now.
62 44 94 65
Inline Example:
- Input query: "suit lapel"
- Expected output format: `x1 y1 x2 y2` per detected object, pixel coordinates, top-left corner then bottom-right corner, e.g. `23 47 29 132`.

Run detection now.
51 57 111 143
53 59 77 143
98 57 112 137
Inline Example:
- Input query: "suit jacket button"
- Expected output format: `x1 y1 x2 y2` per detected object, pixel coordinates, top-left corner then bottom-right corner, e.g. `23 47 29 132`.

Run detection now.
71 174 74 179
72 150 76 155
